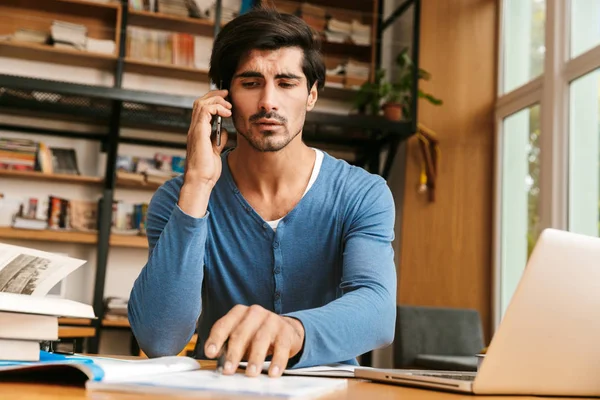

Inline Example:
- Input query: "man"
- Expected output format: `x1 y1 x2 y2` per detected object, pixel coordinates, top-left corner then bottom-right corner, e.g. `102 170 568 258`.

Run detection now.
128 7 397 378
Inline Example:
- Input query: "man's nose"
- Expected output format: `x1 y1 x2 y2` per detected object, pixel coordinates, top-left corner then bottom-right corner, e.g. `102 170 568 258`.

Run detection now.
258 82 279 112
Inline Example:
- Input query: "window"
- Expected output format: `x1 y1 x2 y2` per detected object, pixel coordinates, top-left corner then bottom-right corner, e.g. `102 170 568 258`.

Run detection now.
502 0 546 93
500 105 541 316
568 69 600 236
495 0 600 329
570 0 600 58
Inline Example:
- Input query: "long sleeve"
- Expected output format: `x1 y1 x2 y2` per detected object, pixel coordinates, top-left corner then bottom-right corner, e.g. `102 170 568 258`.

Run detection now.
128 179 209 357
285 178 397 368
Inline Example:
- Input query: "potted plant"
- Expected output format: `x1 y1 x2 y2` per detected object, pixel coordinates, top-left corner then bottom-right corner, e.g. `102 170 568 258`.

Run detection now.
352 69 390 117
383 47 443 121
353 48 443 121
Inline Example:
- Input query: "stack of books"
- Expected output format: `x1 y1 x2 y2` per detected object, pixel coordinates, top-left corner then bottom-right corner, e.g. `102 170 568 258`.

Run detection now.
0 294 95 361
0 136 79 175
157 0 189 17
51 20 88 51
350 20 371 46
0 241 93 362
326 18 352 44
127 26 212 70
11 28 48 45
0 138 37 172
300 3 327 33
345 59 371 88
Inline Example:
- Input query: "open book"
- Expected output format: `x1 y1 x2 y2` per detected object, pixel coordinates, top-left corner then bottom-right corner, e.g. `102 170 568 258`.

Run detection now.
0 351 200 383
0 242 86 296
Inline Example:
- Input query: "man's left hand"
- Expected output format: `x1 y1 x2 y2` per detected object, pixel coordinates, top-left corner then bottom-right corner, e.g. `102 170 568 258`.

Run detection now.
204 305 305 377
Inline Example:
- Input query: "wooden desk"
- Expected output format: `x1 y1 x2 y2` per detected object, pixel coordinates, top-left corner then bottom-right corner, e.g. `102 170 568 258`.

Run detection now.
0 361 591 400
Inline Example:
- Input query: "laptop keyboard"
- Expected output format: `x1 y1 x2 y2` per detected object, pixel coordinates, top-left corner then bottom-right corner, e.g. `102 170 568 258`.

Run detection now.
412 373 476 381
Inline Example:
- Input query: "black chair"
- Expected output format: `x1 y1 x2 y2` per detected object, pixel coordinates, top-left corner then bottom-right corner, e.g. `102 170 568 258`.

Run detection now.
394 305 484 371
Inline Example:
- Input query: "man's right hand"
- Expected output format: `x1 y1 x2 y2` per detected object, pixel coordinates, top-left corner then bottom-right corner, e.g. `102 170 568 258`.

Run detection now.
178 89 232 218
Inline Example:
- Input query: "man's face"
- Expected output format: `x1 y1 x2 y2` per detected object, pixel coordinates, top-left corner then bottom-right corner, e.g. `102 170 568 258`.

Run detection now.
229 47 318 152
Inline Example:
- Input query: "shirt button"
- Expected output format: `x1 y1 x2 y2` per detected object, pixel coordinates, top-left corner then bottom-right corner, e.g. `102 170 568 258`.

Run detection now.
274 291 281 300
274 267 281 274
273 241 279 249
263 223 268 229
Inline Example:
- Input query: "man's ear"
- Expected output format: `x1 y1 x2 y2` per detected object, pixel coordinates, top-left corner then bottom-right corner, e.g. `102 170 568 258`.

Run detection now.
306 82 318 111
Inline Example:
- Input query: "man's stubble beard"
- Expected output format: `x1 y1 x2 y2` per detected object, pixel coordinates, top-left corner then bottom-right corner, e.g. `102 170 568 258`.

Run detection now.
232 109 305 152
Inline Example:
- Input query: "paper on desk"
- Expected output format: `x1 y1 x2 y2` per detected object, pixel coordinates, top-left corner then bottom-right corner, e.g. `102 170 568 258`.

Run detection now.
239 361 360 377
86 369 348 399
85 355 201 382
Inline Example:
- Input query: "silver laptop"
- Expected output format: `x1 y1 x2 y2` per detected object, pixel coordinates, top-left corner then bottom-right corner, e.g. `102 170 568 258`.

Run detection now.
355 229 600 396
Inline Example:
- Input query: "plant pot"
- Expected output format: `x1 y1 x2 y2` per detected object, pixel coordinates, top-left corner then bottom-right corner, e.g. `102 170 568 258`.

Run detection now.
382 102 403 121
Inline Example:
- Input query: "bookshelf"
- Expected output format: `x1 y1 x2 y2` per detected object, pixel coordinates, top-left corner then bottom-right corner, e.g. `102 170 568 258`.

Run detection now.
0 0 122 64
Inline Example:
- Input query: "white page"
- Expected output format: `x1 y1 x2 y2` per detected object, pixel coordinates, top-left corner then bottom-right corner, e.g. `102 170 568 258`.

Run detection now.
87 370 348 399
91 356 201 382
0 242 86 296
0 292 94 318
239 361 361 377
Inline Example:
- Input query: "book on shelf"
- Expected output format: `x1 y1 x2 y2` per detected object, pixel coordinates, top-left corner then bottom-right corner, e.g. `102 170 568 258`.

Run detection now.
8 196 49 230
111 200 148 235
104 296 128 320
0 194 99 233
51 20 87 51
128 0 242 22
0 138 37 171
1 20 115 55
0 136 82 175
126 26 212 70
116 152 183 186
0 243 93 361
11 28 49 45
50 148 80 175
69 200 99 232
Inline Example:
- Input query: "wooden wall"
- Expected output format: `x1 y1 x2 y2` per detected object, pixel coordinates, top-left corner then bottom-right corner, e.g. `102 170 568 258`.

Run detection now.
398 0 498 341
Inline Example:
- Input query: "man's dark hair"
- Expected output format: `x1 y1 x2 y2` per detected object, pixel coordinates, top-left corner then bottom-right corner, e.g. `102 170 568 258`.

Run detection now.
209 7 326 93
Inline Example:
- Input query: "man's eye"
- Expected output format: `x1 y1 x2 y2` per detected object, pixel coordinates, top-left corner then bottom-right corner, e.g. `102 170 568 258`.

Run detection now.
280 82 297 88
242 82 260 88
